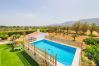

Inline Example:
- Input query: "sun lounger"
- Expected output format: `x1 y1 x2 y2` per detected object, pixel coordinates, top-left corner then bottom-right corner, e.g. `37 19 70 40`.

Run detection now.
14 44 23 50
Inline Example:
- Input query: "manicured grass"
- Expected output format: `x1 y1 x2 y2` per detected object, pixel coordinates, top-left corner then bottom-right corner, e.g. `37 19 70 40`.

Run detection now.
0 44 39 66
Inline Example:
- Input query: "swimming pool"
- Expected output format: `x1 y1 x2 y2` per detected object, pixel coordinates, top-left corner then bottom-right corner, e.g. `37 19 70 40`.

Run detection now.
32 39 76 66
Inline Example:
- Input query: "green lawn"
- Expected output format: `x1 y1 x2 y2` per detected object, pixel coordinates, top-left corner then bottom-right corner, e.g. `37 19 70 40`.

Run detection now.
0 44 39 66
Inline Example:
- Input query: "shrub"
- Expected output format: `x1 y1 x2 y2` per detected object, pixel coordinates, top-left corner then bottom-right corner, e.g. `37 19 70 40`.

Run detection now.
85 46 96 59
12 34 21 39
40 29 47 32
85 45 99 66
84 38 99 45
0 32 8 40
88 34 96 37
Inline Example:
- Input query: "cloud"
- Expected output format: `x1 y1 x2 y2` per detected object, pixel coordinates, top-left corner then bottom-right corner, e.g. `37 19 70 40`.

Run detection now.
0 0 99 26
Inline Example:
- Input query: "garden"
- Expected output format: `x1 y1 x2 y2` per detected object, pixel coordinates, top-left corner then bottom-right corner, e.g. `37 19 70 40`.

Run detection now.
0 44 39 66
84 38 99 66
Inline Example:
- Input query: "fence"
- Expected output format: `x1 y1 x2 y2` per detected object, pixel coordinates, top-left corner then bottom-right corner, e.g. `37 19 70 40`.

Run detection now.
24 35 82 66
45 36 82 48
24 43 57 66
46 36 82 66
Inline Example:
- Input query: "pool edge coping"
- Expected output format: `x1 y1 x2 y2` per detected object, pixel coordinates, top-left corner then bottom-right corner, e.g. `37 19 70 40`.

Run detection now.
44 39 81 66
31 39 81 66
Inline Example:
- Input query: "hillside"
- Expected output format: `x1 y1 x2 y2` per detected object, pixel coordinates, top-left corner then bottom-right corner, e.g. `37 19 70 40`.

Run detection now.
49 18 99 26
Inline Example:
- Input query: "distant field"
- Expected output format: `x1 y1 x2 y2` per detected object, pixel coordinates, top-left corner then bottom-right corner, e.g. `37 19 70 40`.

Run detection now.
96 26 99 28
0 44 39 66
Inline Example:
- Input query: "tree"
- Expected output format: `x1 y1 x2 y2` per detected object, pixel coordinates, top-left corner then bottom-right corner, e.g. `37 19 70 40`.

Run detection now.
89 23 96 34
65 26 69 35
0 32 8 40
96 27 99 34
57 26 65 36
72 22 81 34
47 26 58 33
72 34 78 41
81 22 89 34
12 34 21 40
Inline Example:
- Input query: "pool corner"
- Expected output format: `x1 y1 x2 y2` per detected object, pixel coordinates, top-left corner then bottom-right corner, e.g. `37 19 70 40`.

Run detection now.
72 47 81 66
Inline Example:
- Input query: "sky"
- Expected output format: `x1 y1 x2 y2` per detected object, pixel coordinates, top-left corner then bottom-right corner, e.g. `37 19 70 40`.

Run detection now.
0 0 99 26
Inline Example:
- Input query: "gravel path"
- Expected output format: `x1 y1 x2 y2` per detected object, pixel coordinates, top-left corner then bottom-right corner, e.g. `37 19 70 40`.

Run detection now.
0 41 11 45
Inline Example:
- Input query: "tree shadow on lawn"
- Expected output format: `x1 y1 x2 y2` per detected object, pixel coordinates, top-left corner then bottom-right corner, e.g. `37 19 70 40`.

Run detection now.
17 51 39 66
8 44 20 52
2 44 13 50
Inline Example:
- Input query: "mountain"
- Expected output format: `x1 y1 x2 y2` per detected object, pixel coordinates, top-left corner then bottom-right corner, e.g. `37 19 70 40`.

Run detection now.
80 18 99 25
50 21 74 26
49 18 99 26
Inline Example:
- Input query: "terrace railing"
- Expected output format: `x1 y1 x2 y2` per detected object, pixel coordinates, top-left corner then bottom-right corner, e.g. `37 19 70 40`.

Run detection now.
45 36 82 66
24 43 57 66
24 35 82 66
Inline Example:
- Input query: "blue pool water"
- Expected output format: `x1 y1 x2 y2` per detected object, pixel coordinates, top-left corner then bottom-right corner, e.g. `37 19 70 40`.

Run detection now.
32 39 76 66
